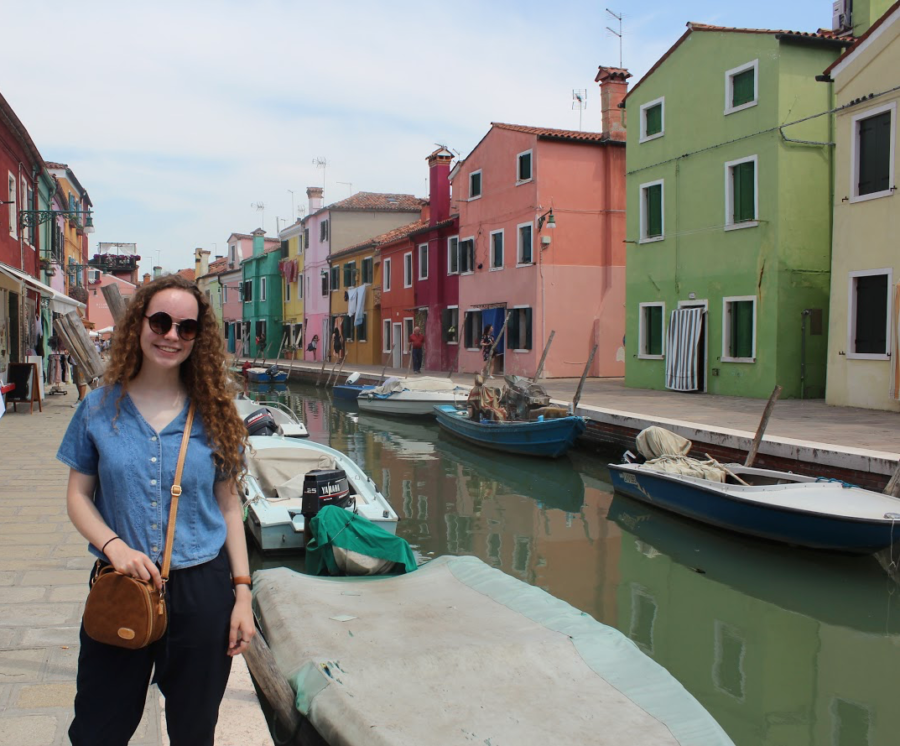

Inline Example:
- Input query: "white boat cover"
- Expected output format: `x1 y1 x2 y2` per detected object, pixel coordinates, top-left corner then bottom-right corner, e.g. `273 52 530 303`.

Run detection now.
248 446 337 497
370 376 463 396
253 556 734 746
636 426 692 460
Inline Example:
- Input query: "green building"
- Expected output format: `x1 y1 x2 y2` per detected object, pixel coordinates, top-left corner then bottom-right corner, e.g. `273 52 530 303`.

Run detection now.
241 228 284 358
622 23 850 398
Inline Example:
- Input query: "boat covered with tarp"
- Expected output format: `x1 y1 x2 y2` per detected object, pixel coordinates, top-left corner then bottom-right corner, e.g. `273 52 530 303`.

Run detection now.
252 555 734 746
357 376 467 416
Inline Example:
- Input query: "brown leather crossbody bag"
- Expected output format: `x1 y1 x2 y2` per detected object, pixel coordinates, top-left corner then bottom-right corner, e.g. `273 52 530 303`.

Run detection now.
83 404 195 649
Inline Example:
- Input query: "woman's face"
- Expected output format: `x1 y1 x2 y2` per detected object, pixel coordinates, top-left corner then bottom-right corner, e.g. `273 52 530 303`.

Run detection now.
140 288 199 373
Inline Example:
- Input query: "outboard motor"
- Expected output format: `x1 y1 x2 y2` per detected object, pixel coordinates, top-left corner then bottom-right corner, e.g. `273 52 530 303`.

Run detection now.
301 469 353 517
243 408 278 437
266 364 281 378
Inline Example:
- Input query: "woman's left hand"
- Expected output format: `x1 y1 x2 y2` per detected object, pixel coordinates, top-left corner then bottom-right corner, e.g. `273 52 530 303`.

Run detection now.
227 590 256 657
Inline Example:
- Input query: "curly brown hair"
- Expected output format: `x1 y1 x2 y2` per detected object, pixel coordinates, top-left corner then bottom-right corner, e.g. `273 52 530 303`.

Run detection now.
104 274 247 481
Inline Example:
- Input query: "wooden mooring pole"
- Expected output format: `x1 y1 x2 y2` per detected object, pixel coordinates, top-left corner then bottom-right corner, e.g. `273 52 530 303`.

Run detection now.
532 330 555 382
745 385 783 467
571 344 597 411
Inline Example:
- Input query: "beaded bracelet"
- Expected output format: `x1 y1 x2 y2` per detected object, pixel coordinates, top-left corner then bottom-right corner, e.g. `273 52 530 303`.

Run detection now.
100 536 121 554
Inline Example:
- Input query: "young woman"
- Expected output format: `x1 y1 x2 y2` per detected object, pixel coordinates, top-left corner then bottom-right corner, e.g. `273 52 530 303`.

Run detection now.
480 324 495 378
57 274 254 746
332 323 344 362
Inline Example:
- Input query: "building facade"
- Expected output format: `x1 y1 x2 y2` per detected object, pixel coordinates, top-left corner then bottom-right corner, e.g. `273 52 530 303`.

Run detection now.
241 229 283 358
278 221 305 355
221 231 278 354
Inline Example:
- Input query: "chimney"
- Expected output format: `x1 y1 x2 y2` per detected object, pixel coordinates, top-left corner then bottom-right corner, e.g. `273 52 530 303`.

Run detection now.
194 247 210 278
252 228 266 257
595 66 631 141
143 272 151 285
426 147 453 225
152 266 162 279
307 186 324 215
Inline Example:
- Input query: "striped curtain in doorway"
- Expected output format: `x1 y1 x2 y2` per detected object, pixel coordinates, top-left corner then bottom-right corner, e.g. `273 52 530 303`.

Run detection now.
890 283 900 400
665 308 704 392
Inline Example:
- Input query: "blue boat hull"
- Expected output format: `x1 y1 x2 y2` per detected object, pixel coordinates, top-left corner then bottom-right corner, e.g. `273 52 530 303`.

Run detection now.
433 405 585 458
333 384 376 401
608 465 897 553
246 371 288 383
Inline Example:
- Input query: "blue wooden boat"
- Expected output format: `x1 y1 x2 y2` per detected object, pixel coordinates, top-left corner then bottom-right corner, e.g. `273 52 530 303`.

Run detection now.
245 367 288 383
433 404 586 458
333 383 376 401
608 461 900 554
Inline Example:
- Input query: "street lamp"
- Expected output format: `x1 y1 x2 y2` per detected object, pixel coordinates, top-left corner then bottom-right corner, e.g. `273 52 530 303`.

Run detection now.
19 208 95 257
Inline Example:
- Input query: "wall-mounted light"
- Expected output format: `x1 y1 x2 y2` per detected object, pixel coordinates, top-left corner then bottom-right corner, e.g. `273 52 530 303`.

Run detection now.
537 208 556 232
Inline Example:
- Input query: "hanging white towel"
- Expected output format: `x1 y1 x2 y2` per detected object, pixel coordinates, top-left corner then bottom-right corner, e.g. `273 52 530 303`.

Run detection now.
346 286 359 318
355 284 367 326
665 308 704 392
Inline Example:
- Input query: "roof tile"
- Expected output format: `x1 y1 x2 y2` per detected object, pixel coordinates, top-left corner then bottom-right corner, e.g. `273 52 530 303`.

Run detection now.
491 122 610 142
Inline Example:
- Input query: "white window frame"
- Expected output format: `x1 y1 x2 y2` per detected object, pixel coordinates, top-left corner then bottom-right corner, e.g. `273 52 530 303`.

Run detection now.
724 154 759 231
721 295 757 363
712 620 746 702
847 268 892 360
489 229 504 271
383 257 392 292
510 305 532 352
516 149 533 184
849 101 896 203
446 305 459 346
466 308 482 350
639 97 665 143
418 243 428 280
383 319 392 352
447 236 459 275
402 316 414 353
639 179 665 243
516 221 534 266
297 276 303 300
469 169 482 200
629 585 657 655
638 302 666 360
830 697 873 746
260 276 267 302
229 244 236 264
8 173 17 239
362 255 374 284
403 251 413 288
724 59 759 116
460 236 476 275
222 285 227 304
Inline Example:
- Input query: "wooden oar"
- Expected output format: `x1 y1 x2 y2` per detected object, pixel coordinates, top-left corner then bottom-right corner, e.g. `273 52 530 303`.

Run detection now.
704 453 751 486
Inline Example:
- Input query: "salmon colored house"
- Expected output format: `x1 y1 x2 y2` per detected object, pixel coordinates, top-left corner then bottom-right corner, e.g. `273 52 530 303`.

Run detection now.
452 70 628 378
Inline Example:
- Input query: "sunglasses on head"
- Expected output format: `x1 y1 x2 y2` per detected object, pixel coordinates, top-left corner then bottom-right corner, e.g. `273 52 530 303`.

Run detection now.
144 312 200 341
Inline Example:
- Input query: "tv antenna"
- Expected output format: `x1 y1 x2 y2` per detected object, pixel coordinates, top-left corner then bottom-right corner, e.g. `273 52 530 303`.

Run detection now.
337 181 353 197
572 89 587 131
250 201 265 231
606 8 623 68
312 157 328 195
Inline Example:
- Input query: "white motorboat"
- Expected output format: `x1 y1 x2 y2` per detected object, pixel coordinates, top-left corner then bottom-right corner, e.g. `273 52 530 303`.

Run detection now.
243 434 398 553
357 376 467 417
234 394 309 438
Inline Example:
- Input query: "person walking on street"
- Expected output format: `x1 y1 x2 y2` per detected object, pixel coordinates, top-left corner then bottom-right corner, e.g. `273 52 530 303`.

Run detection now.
409 326 425 374
480 325 496 378
56 274 254 746
332 324 344 363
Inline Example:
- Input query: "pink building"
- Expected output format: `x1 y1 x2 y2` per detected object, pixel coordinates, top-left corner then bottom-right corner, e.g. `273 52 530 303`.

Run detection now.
452 73 627 378
86 272 137 331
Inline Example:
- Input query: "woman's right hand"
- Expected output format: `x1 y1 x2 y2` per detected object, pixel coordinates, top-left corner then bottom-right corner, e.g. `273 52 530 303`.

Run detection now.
105 541 163 590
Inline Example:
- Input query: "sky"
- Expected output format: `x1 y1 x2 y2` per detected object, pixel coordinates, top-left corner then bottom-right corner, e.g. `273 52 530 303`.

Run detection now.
3 0 835 275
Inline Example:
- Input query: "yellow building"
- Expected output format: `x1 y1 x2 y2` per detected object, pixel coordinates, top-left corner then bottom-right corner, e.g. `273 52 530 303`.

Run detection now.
825 1 900 411
279 221 305 354
46 162 92 300
327 238 381 365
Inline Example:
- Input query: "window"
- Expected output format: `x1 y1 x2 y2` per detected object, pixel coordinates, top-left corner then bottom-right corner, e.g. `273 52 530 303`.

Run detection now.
725 155 757 229
831 698 872 746
260 277 267 302
639 302 665 359
442 306 459 344
280 240 288 254
459 238 475 273
320 219 329 242
383 320 392 352
303 227 309 247
403 252 413 288
469 170 482 199
722 297 756 362
222 285 228 304
418 244 428 280
7 173 16 238
517 150 532 182
507 307 533 350
24 182 34 245
713 621 746 701
725 60 758 115
640 97 665 143
355 314 368 342
284 279 290 302
321 272 328 296
344 261 356 288
362 256 373 284
242 280 253 302
629 586 657 655
848 269 891 358
383 258 392 291
403 318 414 353
851 103 895 201
330 266 340 291
447 236 459 275
297 276 303 299
640 180 664 242
490 230 504 270
464 310 483 349
229 244 236 264
517 223 533 265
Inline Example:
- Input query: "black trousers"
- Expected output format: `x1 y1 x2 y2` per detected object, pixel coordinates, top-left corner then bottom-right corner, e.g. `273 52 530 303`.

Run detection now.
69 549 235 746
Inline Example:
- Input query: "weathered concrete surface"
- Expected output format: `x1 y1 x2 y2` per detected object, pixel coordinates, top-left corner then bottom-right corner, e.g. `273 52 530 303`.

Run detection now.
0 385 272 745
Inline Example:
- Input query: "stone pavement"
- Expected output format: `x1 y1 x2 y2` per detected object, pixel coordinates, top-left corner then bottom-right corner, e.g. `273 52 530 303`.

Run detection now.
0 385 271 746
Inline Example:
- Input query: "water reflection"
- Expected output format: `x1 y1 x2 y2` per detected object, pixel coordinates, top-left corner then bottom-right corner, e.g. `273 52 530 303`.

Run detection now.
247 383 900 746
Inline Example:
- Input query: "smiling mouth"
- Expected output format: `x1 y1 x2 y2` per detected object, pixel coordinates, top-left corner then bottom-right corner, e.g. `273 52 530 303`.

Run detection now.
156 345 181 354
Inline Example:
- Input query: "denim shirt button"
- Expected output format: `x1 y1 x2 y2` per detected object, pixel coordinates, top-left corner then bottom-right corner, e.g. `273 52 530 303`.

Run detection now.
152 546 159 553
150 436 157 442
151 457 157 463
150 479 157 486
151 501 157 507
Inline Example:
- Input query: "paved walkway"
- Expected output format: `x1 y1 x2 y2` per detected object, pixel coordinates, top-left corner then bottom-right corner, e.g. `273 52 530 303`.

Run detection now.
0 385 271 746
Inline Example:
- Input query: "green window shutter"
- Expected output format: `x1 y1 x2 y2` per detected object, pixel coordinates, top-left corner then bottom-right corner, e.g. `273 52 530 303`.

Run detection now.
646 184 662 237
342 315 352 340
858 112 891 196
646 306 663 356
730 301 754 358
855 274 888 353
518 153 532 180
441 309 452 342
733 162 755 223
507 310 519 349
645 104 662 136
524 308 533 350
732 69 754 107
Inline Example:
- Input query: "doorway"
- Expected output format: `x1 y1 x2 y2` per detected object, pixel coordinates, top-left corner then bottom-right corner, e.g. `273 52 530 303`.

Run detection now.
677 300 708 392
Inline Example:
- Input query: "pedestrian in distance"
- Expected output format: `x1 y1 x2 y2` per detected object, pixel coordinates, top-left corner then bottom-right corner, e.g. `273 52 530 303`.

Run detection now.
481 324 496 378
307 333 319 354
333 323 344 362
409 326 425 374
57 274 254 746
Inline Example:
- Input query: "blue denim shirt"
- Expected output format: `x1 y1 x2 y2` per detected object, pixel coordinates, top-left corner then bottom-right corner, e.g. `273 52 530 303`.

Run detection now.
56 384 228 570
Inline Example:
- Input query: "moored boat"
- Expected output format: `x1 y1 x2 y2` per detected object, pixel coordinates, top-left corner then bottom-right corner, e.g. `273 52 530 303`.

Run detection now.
357 376 466 416
433 403 585 458
245 366 288 383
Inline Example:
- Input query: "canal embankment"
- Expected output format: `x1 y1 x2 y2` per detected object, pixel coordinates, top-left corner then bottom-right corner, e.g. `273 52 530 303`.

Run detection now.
248 356 900 491
0 386 272 746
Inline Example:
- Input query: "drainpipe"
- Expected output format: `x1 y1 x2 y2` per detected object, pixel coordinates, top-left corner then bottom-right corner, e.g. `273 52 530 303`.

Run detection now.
800 309 811 400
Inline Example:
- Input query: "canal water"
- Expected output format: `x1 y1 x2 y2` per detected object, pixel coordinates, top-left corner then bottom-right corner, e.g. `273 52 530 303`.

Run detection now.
249 382 900 746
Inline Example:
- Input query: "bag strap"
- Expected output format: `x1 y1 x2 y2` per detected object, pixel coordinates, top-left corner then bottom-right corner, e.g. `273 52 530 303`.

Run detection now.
160 402 196 583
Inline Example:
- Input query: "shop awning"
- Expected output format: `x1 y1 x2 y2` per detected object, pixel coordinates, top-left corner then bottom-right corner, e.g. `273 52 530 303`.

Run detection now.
0 260 86 313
